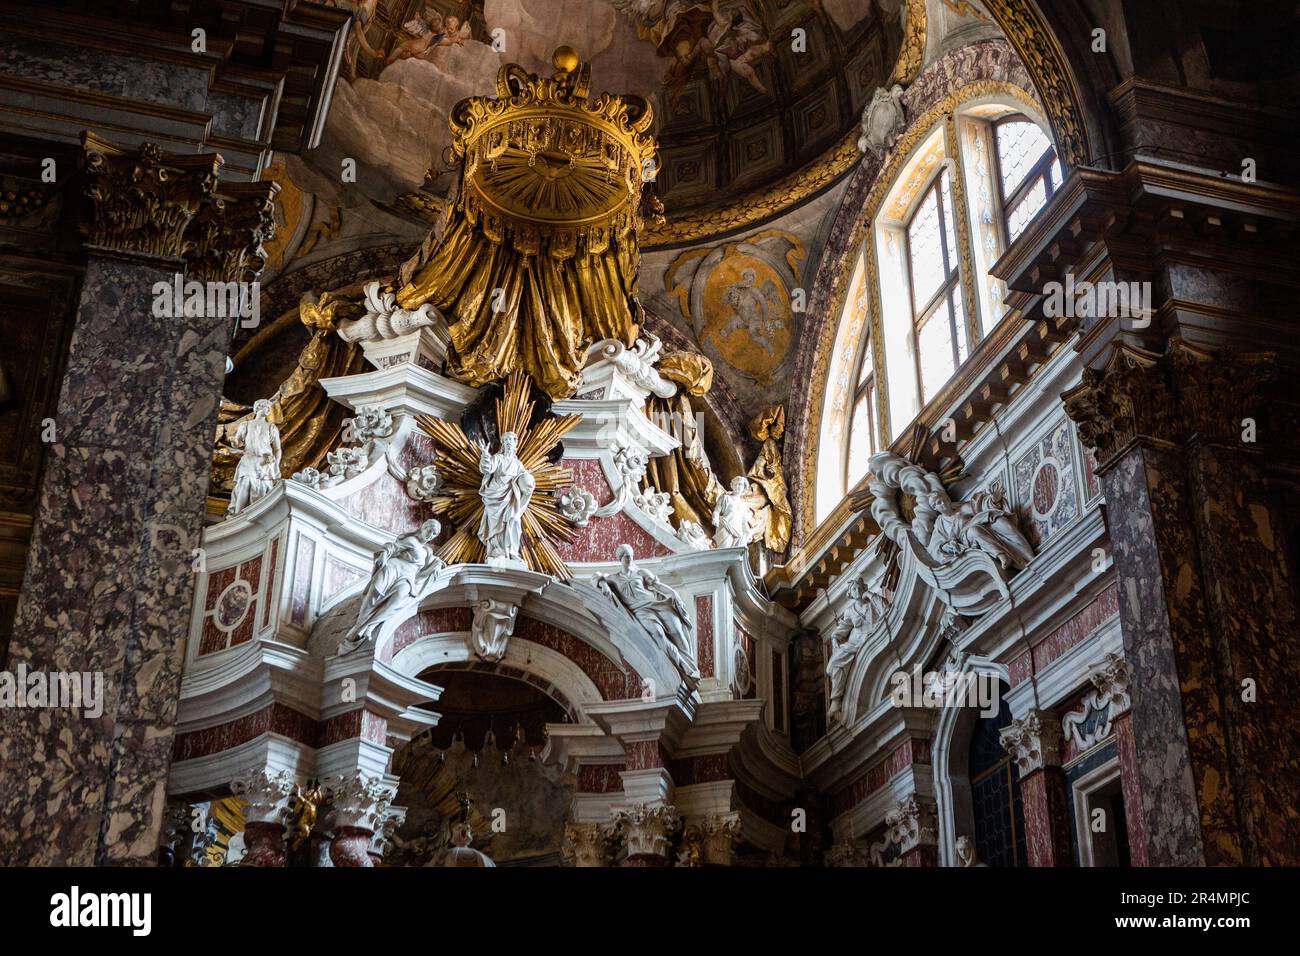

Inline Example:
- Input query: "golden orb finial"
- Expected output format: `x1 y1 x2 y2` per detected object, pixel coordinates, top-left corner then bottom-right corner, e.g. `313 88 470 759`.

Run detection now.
552 46 580 73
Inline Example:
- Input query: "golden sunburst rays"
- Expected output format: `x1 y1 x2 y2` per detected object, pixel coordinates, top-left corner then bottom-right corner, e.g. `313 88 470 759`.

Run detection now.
415 370 581 579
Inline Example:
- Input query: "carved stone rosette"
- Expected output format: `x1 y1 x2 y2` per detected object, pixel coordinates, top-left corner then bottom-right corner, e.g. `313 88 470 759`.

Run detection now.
230 768 297 867
80 132 220 260
563 822 616 867
999 710 1063 776
611 804 677 866
325 772 394 868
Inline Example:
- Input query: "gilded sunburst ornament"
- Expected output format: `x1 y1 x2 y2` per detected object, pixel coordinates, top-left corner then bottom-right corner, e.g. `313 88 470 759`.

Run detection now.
416 371 580 579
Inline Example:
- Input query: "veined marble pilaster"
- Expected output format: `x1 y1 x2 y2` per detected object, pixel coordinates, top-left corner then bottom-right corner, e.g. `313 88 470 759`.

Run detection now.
1000 711 1071 867
0 133 275 866
1063 338 1300 864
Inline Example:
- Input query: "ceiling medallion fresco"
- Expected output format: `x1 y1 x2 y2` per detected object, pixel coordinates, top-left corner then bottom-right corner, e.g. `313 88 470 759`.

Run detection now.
665 228 805 387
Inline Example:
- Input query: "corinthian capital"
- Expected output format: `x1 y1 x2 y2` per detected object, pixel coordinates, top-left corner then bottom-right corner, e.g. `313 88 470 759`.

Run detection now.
184 180 280 283
563 822 615 867
1166 339 1275 446
80 132 221 260
611 803 677 861
229 767 297 825
1061 341 1177 467
999 709 1063 776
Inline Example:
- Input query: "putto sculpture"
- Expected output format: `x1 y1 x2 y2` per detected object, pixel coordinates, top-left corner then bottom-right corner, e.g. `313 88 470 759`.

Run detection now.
338 519 446 655
477 431 535 563
227 398 282 517
596 545 700 691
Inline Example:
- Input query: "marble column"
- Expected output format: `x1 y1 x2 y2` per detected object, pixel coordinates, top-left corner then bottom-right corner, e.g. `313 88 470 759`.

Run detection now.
326 772 393 868
0 133 277 866
1000 710 1072 867
230 768 297 868
1064 339 1300 865
612 804 677 867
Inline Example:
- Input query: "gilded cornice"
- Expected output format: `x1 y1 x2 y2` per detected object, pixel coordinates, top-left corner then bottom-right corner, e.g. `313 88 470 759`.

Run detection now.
981 0 1089 168
889 0 927 86
80 131 221 261
642 132 861 249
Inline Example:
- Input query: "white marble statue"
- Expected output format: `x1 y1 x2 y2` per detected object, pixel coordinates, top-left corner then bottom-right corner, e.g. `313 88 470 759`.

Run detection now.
596 545 700 690
470 598 518 662
924 489 1034 571
227 399 282 517
712 476 755 549
826 576 891 721
338 519 445 655
476 431 535 562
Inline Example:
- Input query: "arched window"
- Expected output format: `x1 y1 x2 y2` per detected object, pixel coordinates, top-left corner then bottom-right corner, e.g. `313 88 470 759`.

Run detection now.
846 326 877 489
906 167 968 403
813 96 1059 525
968 690 1027 866
993 116 1061 243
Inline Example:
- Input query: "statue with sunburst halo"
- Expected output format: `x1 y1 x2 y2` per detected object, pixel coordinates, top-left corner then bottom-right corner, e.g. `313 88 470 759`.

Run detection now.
416 371 581 579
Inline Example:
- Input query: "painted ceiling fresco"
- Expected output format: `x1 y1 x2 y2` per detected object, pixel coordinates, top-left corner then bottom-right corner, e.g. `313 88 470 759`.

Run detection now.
300 0 897 214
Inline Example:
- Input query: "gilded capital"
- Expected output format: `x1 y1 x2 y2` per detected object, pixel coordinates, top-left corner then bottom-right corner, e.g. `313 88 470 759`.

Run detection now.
184 181 280 284
1166 339 1275 447
1061 341 1177 467
80 132 221 260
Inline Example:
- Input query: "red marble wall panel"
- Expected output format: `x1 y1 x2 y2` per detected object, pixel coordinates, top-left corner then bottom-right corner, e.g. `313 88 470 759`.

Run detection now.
319 708 388 747
513 615 641 700
624 739 666 771
669 753 730 786
695 594 714 678
576 763 626 794
1019 768 1074 866
1114 713 1150 866
172 703 319 762
555 457 671 562
322 555 366 608
261 537 279 630
384 605 474 662
1010 583 1120 687
336 470 436 535
833 738 932 816
771 650 785 732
